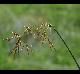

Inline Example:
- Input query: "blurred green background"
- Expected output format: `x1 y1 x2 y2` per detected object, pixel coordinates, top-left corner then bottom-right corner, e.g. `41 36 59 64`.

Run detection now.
0 4 80 70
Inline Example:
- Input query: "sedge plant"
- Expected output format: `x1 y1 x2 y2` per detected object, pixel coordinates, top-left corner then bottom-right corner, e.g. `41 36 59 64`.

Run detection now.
3 22 80 70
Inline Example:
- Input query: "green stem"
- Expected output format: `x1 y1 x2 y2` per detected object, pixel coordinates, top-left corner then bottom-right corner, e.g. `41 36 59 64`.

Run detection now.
49 24 80 70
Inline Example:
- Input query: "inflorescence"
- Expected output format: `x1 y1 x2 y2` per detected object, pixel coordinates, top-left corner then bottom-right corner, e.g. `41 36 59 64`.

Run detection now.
3 22 56 58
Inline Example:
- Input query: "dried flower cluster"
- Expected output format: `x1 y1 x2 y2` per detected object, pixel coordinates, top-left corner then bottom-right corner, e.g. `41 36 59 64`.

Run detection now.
3 22 56 57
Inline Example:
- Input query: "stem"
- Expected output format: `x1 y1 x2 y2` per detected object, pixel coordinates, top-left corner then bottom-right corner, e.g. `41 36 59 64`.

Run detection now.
50 25 80 70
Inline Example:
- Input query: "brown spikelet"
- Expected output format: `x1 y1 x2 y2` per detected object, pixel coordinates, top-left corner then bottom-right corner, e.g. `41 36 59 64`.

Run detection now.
3 22 56 58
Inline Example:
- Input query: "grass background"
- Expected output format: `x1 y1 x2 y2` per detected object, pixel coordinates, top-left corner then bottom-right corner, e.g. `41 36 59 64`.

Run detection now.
0 4 80 70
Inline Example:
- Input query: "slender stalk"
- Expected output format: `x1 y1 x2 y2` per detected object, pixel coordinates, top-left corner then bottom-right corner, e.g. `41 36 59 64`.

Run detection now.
49 24 80 70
